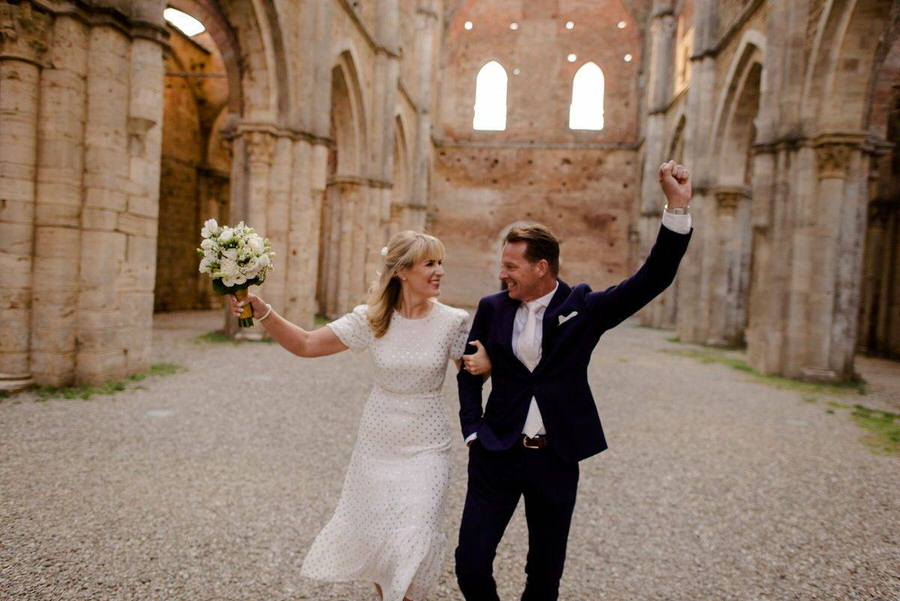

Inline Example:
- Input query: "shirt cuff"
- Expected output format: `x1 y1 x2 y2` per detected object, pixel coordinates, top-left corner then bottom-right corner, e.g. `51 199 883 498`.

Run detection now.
465 433 478 443
662 210 692 234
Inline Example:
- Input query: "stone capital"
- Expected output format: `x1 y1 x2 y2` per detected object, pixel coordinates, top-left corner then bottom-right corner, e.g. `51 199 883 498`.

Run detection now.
814 143 854 179
244 131 275 165
0 1 51 66
714 186 749 213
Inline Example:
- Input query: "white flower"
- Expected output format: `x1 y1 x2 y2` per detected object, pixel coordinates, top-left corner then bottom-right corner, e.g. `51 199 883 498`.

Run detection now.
200 238 216 250
220 258 239 278
199 257 214 273
258 254 271 267
248 236 265 254
200 219 219 238
222 248 238 261
219 228 234 244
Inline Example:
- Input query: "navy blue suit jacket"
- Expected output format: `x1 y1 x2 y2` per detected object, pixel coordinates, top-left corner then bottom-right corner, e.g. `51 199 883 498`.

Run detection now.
457 225 692 463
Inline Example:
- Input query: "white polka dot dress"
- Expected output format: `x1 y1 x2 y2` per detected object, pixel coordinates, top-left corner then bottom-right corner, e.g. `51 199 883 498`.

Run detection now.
300 301 470 601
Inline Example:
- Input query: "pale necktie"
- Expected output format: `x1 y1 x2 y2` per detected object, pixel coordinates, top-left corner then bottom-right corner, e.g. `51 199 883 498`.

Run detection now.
517 302 544 437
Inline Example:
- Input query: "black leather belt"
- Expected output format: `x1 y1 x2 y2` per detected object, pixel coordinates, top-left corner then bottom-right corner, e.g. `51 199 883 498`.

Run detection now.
522 434 548 449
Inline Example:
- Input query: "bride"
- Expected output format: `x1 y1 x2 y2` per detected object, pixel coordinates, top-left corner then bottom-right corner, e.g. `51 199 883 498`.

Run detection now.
230 230 489 601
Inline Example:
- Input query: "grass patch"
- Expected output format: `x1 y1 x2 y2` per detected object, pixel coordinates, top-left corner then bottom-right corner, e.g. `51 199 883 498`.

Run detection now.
34 363 185 401
850 405 900 456
662 347 899 454
127 362 183 381
194 330 234 344
666 336 681 344
663 348 866 396
194 330 274 345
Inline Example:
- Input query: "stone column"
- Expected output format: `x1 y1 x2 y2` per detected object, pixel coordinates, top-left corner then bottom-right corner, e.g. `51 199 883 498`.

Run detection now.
638 0 676 328
0 2 49 391
243 130 275 238
745 143 778 372
675 0 718 344
75 22 134 384
336 180 366 313
120 28 165 375
264 135 293 317
283 138 325 328
407 0 440 231
707 186 752 347
31 13 87 386
803 138 866 380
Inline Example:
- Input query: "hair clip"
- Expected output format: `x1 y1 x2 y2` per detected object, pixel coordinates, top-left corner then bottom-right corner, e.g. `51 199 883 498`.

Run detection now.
380 246 388 257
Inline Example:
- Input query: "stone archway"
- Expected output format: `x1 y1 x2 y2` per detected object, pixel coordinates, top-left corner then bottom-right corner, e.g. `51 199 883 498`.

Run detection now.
858 33 900 358
155 9 232 313
746 0 895 380
317 50 369 319
705 40 764 347
389 115 411 237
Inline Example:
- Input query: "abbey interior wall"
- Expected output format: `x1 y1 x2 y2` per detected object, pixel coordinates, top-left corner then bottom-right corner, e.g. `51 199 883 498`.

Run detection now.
431 0 645 306
0 0 896 391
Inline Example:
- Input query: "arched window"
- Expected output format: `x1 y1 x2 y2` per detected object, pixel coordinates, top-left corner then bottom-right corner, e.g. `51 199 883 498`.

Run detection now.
569 62 604 130
473 61 508 131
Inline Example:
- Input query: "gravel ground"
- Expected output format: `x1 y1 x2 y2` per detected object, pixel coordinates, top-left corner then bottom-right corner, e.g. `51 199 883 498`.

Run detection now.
1 310 898 600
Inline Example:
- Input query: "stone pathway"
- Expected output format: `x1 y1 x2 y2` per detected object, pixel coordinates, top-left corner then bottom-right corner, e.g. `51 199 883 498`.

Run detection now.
1 310 897 600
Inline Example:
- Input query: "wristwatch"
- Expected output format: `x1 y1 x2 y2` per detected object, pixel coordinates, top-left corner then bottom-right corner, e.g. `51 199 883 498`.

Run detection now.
665 204 690 215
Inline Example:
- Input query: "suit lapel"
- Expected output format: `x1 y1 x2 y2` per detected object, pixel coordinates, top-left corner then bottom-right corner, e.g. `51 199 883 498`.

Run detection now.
499 293 519 357
536 280 571 371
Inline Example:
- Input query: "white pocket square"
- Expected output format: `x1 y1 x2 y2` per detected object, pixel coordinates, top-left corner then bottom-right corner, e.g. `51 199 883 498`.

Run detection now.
558 311 579 325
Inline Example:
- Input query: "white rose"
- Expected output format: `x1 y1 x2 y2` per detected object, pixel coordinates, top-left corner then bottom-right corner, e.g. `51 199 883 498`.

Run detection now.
199 257 214 273
220 258 239 278
222 248 238 261
233 275 247 286
219 228 234 244
200 238 216 250
201 219 219 238
258 254 271 267
248 236 264 254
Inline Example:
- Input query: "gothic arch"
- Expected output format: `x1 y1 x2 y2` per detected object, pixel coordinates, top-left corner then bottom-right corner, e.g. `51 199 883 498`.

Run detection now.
667 113 687 163
390 114 411 234
802 0 894 133
709 30 765 161
330 49 369 177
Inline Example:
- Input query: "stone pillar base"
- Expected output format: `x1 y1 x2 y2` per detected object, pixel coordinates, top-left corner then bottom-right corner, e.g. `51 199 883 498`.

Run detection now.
0 373 34 393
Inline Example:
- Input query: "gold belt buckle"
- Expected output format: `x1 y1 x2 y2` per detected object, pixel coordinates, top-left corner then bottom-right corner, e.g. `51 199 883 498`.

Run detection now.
522 435 542 449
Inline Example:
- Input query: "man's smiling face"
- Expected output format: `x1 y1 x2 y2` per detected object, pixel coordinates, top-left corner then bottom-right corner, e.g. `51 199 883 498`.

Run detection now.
500 241 545 302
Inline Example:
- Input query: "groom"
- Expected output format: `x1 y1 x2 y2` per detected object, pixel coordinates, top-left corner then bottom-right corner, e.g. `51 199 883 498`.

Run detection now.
455 161 693 600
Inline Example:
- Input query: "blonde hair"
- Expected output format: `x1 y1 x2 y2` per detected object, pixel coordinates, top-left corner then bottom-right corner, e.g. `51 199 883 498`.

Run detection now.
366 230 446 338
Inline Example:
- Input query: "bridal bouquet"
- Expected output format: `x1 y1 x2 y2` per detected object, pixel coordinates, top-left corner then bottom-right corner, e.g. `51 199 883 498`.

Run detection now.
197 219 275 327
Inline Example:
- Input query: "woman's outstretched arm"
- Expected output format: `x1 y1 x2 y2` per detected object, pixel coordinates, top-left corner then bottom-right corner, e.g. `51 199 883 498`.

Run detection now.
229 294 347 358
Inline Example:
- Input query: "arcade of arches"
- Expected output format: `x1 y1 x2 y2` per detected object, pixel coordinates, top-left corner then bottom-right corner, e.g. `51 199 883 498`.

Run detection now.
1 0 897 391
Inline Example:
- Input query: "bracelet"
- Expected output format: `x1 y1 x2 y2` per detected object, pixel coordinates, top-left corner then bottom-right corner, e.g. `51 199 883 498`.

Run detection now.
258 303 273 322
665 204 690 215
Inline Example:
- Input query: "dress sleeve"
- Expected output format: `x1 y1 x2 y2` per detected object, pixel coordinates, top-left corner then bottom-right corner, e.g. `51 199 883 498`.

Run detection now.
449 310 471 360
326 304 373 353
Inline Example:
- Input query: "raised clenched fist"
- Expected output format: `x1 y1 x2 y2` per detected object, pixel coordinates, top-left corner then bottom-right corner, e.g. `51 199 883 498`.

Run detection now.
658 160 692 209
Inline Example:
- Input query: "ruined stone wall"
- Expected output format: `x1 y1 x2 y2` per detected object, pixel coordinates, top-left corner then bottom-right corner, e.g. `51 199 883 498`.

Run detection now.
0 0 443 389
636 0 898 381
432 0 644 307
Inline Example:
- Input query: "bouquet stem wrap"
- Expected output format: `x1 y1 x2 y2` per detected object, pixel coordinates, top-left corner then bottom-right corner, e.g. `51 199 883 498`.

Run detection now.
234 288 254 327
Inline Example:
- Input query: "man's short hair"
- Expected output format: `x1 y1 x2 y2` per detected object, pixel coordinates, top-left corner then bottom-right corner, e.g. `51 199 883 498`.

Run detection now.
504 223 560 275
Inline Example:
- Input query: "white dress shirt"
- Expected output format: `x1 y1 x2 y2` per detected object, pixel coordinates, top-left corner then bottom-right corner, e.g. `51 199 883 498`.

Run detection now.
465 210 692 443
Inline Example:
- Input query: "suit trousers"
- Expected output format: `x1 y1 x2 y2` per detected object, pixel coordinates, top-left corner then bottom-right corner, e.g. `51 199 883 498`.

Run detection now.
455 440 579 601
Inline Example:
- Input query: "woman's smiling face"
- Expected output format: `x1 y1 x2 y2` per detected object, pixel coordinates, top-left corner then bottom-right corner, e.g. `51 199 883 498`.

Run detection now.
400 256 445 298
